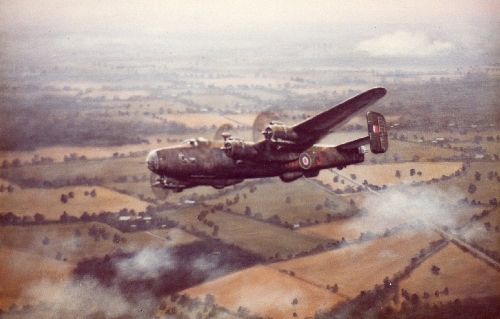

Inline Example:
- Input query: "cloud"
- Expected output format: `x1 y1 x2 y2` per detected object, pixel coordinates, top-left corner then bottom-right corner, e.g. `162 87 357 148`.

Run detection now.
356 31 454 57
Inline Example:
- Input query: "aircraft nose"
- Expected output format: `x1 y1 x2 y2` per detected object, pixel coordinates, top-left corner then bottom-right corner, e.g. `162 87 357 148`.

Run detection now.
146 150 159 171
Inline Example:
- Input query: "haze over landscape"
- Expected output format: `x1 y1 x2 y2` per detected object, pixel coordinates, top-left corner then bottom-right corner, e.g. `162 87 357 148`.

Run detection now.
1 0 499 68
0 1 499 318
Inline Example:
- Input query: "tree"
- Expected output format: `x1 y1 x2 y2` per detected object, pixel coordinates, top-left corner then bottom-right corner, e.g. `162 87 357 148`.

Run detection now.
61 194 68 204
395 170 401 178
11 158 21 167
34 213 45 224
411 293 420 306
331 283 339 293
80 212 91 222
90 189 97 197
410 168 416 176
475 172 481 181
468 183 477 195
431 265 440 275
42 237 50 245
212 225 219 237
60 211 69 223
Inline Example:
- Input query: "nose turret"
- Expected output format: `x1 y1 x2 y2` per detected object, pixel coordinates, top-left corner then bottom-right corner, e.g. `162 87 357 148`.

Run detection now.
146 150 159 172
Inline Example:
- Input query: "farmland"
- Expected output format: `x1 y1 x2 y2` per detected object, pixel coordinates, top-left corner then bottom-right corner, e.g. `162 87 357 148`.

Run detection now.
1 60 499 319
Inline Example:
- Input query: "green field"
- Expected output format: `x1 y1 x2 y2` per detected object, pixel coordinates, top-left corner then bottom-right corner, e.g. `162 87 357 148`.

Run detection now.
226 178 355 226
156 206 329 260
0 223 198 265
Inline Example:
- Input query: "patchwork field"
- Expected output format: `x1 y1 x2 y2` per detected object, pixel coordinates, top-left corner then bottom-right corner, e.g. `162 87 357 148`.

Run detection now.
399 244 500 305
321 162 464 188
227 178 354 225
0 222 200 264
0 247 73 311
157 206 328 260
270 231 442 299
0 223 200 311
0 185 150 218
182 265 343 319
1 62 499 318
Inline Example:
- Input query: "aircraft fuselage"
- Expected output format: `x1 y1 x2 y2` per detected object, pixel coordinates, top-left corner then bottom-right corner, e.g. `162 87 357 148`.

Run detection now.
146 138 364 191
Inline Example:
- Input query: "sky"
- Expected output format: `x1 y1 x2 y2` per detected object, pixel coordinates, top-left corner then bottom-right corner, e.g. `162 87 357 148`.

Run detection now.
0 0 499 66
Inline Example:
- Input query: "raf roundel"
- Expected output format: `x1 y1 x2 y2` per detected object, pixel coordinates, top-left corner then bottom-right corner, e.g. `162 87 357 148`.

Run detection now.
299 153 312 169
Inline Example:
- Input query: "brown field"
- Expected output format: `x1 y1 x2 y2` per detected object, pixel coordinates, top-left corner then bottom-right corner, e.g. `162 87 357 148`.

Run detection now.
0 247 73 311
270 230 442 299
399 244 500 305
0 185 150 219
182 265 343 319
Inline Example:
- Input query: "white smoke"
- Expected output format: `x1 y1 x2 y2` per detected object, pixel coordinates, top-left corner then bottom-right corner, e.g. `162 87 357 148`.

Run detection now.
18 278 155 318
350 184 465 236
116 248 176 280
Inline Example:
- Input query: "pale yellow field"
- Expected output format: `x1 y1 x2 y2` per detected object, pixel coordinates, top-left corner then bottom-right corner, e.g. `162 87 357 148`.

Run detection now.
197 76 289 89
182 265 343 319
81 89 149 100
399 244 500 305
271 231 442 298
0 247 73 311
317 162 464 189
0 186 150 219
158 113 245 129
297 217 370 241
0 143 155 163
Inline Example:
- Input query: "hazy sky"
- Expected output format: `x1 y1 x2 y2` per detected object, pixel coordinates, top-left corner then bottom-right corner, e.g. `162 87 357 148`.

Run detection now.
1 0 499 65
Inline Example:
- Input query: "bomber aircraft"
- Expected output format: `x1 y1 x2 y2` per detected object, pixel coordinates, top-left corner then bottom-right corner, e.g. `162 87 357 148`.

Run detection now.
146 87 388 199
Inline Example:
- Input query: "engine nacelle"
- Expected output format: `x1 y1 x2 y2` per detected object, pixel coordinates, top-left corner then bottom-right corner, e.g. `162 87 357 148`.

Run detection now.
262 122 299 143
280 172 304 183
367 111 388 154
222 138 258 160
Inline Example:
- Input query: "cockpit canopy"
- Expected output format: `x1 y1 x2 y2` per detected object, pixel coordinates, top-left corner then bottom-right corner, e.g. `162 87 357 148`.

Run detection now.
181 137 211 148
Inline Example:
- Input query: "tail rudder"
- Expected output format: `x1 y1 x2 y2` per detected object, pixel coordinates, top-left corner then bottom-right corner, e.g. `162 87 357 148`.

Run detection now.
367 111 388 154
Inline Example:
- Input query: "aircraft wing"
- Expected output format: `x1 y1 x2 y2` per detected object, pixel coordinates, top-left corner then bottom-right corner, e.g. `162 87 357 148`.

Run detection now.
292 87 386 146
